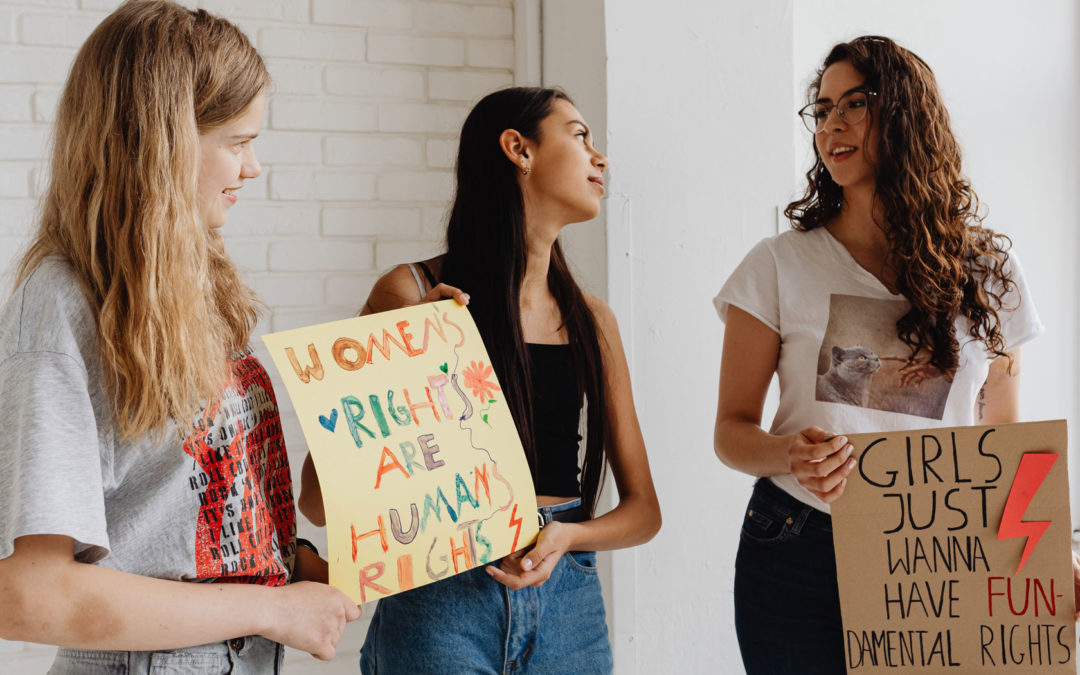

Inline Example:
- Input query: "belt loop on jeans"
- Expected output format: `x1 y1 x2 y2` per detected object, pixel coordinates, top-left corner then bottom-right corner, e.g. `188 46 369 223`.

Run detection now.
789 506 811 535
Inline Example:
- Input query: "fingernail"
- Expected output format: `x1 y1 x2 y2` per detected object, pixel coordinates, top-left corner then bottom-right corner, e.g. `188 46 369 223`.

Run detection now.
845 444 854 457
485 566 495 576
522 559 533 571
847 458 856 470
837 436 848 446
842 478 848 487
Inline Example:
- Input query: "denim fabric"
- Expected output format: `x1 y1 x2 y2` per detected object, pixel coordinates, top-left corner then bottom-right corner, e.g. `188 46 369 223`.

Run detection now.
360 499 612 674
48 635 282 674
734 478 845 675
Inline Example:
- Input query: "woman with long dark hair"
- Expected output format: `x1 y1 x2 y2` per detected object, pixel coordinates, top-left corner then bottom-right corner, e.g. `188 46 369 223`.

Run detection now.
300 86 661 673
0 2 360 671
713 36 1042 673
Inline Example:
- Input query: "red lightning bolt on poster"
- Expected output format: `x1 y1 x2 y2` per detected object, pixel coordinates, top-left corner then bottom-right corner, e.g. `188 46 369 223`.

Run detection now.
508 503 523 552
997 452 1057 576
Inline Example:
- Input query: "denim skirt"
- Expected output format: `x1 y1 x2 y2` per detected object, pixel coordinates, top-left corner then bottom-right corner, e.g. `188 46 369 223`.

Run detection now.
359 498 613 675
734 478 846 674
48 635 282 674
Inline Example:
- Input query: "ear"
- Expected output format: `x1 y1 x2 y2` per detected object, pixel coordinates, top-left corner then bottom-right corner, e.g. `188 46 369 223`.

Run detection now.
499 128 531 172
831 345 843 362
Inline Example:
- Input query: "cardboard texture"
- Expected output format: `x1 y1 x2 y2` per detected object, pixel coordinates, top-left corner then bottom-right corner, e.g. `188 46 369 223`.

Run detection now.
262 300 539 603
831 420 1075 673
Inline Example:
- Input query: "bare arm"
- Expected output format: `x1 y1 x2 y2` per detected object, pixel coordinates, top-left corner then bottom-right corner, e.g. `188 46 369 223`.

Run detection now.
975 349 1021 424
297 263 469 527
488 297 661 588
713 305 854 502
0 535 359 658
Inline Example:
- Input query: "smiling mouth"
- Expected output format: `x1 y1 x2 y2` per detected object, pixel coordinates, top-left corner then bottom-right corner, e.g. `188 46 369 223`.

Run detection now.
830 145 856 158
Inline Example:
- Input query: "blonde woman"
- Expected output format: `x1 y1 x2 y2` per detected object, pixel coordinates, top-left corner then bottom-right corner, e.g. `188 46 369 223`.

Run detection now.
0 2 358 671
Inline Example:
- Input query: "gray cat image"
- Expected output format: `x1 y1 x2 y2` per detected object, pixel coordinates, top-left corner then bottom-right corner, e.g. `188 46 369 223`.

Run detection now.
816 344 881 407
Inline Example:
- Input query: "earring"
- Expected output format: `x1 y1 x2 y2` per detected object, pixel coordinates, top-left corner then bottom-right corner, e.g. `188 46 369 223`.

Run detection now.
521 164 530 175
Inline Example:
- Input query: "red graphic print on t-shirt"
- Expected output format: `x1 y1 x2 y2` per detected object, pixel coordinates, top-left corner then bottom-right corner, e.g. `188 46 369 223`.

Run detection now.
182 354 295 585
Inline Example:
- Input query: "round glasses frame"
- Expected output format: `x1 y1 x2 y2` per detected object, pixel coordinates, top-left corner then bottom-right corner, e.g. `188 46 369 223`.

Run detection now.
798 90 878 134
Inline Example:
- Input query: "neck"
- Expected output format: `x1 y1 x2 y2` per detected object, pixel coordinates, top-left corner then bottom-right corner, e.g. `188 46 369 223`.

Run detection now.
520 194 564 298
829 184 888 255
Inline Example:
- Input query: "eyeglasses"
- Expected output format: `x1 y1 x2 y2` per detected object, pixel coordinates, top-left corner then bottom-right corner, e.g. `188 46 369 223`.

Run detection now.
798 90 878 134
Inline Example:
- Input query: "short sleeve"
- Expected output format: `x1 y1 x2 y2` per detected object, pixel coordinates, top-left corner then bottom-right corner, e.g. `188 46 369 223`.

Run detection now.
996 249 1044 352
713 237 781 333
0 351 109 563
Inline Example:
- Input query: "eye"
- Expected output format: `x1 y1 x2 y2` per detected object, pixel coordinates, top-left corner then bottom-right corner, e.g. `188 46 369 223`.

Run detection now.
575 130 588 144
812 106 830 121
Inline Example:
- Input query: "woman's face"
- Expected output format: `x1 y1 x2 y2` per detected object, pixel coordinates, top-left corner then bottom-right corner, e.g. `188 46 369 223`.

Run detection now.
814 60 878 193
524 98 609 224
196 92 265 229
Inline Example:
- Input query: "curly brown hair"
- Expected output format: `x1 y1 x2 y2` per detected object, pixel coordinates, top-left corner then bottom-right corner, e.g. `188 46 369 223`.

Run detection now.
785 35 1015 376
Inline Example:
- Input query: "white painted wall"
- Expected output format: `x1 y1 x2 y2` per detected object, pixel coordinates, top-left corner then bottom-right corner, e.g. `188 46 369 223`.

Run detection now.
600 2 796 672
0 0 513 672
593 1 1080 673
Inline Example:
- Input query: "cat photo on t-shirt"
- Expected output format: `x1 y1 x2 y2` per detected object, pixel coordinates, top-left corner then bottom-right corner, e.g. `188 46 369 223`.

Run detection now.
814 294 952 420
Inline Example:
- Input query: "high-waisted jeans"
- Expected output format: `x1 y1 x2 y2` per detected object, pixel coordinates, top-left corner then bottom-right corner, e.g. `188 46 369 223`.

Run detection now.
734 478 846 674
48 635 282 674
360 498 613 674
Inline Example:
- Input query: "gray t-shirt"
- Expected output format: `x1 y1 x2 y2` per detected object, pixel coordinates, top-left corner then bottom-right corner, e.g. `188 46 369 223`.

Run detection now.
0 258 295 585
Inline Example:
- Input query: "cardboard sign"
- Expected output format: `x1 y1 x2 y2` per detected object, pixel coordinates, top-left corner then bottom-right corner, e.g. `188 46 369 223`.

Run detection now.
262 300 539 603
832 420 1075 672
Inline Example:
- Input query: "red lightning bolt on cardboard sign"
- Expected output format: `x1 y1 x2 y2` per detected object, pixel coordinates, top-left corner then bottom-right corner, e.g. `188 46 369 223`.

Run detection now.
508 503 523 552
997 452 1058 576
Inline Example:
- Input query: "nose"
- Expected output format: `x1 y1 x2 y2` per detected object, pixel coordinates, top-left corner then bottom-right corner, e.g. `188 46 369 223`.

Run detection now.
593 149 609 172
241 145 262 179
822 106 847 133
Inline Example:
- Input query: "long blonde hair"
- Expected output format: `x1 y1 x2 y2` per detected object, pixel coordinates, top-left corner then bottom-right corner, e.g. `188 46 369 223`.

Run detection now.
17 0 269 439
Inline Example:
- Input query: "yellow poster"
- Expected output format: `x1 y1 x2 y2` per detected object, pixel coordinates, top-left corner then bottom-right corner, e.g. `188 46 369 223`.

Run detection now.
262 300 539 603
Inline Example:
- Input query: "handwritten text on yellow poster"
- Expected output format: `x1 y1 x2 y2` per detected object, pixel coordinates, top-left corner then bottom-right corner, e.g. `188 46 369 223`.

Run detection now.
262 301 539 603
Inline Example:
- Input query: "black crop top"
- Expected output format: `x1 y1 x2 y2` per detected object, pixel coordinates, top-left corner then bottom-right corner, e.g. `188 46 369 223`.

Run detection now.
528 343 583 498
406 262 583 497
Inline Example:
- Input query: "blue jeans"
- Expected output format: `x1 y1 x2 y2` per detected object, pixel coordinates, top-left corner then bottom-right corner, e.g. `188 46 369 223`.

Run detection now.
48 635 282 674
734 478 845 674
360 499 613 674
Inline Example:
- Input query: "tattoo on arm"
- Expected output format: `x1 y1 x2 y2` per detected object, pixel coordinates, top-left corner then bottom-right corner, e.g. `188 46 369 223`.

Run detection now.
977 385 986 421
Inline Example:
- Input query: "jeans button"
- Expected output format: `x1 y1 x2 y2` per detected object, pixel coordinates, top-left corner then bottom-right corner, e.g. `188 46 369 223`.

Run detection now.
229 637 245 652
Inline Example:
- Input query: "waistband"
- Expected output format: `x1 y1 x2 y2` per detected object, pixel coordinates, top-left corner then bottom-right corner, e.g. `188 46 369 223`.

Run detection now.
754 477 832 533
537 498 587 527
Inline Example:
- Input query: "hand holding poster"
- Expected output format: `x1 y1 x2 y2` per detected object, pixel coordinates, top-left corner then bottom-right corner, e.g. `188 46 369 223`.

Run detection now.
831 420 1074 673
261 300 540 603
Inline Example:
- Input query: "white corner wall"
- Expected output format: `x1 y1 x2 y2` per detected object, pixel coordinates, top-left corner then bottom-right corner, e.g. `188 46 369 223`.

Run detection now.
601 2 796 672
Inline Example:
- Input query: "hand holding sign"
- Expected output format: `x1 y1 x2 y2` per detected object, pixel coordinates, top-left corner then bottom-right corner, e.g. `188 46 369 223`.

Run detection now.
262 301 540 604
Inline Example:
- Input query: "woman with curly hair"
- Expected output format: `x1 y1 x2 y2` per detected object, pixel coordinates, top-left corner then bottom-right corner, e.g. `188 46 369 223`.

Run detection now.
0 2 359 671
713 36 1042 673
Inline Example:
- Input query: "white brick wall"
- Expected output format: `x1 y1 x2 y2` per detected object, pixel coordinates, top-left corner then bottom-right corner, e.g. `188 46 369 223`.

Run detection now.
0 0 515 672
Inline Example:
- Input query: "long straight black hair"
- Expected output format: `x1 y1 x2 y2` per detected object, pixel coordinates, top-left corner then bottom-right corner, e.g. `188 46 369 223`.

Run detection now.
439 87 608 517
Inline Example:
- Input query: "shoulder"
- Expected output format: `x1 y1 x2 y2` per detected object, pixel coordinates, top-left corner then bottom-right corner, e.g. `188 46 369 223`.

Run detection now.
366 264 425 314
772 227 831 257
584 293 619 336
0 258 95 362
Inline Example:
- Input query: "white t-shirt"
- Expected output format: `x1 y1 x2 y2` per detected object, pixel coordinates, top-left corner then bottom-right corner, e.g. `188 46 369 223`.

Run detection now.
714 227 1044 512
